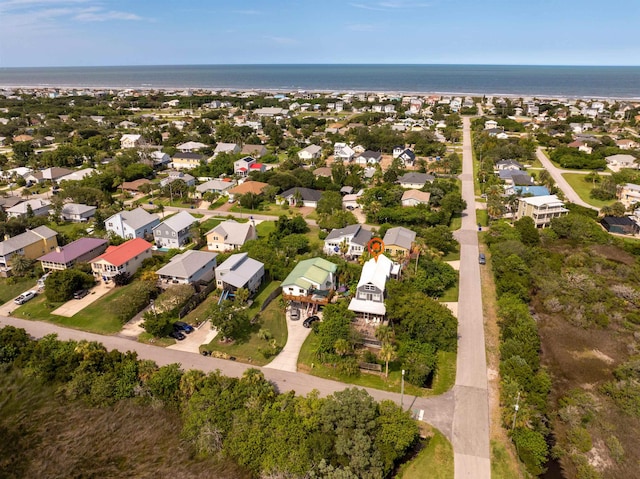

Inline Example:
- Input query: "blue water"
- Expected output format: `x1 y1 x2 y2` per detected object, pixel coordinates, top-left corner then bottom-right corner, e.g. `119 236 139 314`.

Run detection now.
0 64 639 98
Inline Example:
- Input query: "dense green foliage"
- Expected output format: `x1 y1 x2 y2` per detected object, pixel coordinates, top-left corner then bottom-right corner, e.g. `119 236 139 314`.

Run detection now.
0 327 419 478
44 269 95 302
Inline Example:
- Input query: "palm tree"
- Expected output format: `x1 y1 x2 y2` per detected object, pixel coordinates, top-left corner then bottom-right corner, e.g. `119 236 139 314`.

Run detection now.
9 254 34 277
375 324 395 345
333 338 351 357
379 343 397 378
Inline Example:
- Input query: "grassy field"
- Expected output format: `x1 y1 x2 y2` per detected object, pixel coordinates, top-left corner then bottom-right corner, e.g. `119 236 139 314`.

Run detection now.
203 297 287 366
230 203 293 217
442 247 461 262
439 283 459 302
13 283 138 334
396 427 454 479
491 440 524 479
0 277 37 304
256 220 276 238
562 173 616 208
476 208 489 227
449 215 462 231
50 222 91 239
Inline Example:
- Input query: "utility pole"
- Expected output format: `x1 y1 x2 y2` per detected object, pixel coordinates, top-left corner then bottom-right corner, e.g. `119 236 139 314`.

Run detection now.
400 369 405 410
512 391 521 431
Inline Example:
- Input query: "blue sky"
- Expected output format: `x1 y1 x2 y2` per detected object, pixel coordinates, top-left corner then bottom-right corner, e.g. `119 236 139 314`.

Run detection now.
0 0 638 67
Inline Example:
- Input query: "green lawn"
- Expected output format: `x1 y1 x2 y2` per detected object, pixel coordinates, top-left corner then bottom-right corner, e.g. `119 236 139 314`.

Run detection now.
256 220 276 238
476 209 489 227
50 222 92 238
230 203 294 217
208 197 227 209
449 215 462 231
442 247 460 262
562 173 616 208
396 428 454 479
245 280 282 319
0 277 37 304
431 351 456 395
439 284 459 302
202 297 287 366
199 217 223 232
138 332 176 347
13 283 139 334
305 225 324 252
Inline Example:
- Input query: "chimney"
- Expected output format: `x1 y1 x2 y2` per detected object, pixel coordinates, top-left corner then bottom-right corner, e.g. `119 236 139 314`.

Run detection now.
4 234 9 241
55 246 62 253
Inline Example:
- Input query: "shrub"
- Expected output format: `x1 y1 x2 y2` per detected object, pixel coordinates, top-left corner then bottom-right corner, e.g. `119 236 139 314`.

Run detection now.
511 428 549 476
44 269 95 302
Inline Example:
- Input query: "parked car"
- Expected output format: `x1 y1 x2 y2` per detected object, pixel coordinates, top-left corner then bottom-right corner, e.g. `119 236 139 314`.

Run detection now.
303 315 320 328
170 330 185 341
173 321 194 334
73 289 89 300
14 290 37 305
290 308 300 321
478 253 486 265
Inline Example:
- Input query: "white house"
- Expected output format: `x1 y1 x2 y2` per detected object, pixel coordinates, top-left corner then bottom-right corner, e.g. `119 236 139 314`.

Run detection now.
214 143 240 156
606 154 638 172
206 219 257 252
120 134 142 149
90 238 152 280
397 172 434 189
334 142 355 162
105 207 160 240
323 224 372 259
234 156 257 176
155 250 218 285
348 255 395 323
60 203 96 222
298 144 323 162
401 190 431 207
177 141 207 152
355 150 382 165
215 252 264 293
7 199 51 218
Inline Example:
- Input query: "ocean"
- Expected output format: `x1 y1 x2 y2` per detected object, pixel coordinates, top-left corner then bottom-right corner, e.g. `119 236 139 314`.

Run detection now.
0 64 639 99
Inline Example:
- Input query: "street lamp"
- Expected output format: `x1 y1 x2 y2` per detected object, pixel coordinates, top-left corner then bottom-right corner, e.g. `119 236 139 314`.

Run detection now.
400 369 405 409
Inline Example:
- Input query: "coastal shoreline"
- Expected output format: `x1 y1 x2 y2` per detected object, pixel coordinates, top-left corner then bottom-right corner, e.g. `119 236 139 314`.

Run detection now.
1 84 639 102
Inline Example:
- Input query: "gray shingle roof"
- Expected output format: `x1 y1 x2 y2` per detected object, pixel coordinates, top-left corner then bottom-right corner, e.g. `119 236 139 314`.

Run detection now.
156 211 198 233
0 226 57 256
155 250 218 279
118 207 159 230
383 226 416 251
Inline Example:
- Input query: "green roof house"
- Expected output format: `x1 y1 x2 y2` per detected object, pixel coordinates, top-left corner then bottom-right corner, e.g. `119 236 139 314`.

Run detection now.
282 257 337 305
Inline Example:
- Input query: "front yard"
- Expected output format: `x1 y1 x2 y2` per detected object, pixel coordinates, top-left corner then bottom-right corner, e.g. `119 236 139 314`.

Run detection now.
12 283 139 334
561 173 616 208
0 277 37 304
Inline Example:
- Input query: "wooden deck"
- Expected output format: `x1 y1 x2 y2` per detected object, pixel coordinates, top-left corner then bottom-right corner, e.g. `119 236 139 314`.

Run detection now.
282 291 332 305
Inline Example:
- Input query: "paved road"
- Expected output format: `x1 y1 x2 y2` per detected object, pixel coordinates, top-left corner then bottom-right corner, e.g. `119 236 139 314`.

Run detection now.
0 314 456 439
535 147 599 211
451 118 491 478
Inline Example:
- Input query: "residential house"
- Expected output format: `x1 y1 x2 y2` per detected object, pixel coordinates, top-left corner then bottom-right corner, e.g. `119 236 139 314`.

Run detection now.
160 171 196 187
241 144 268 158
234 156 257 176
213 142 240 156
348 255 394 323
40 167 74 183
281 257 337 305
334 142 355 162
120 134 142 149
616 139 638 150
153 211 198 249
514 195 569 228
38 238 108 272
7 199 51 218
401 190 431 207
397 172 434 189
149 151 171 167
176 141 207 152
343 189 364 209
355 150 382 165
0 197 24 211
215 252 264 293
90 238 153 280
298 145 323 162
495 159 524 171
121 178 152 193
206 219 257 252
60 203 96 222
323 224 372 259
313 167 333 178
254 107 287 117
606 154 638 172
278 187 322 208
396 149 416 167
195 178 236 198
0 226 58 268
617 183 640 208
227 181 270 202
155 250 218 285
484 120 498 130
171 152 204 170
105 207 160 240
600 216 639 235
509 185 551 197
383 226 416 259
57 168 96 183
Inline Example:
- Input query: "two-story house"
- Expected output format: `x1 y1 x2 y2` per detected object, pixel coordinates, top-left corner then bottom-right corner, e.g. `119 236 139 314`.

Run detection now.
153 211 198 249
397 172 435 189
383 227 416 259
156 250 218 285
281 257 337 305
234 156 257 176
60 203 96 222
298 144 323 162
206 219 256 252
0 226 58 268
617 183 640 208
215 252 264 293
348 254 394 324
323 224 372 259
38 238 108 272
90 238 153 280
514 195 569 228
120 134 142 149
334 143 355 162
171 152 204 170
105 207 160 240
355 150 382 166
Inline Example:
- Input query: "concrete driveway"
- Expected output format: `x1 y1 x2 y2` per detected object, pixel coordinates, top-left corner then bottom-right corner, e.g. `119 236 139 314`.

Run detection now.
264 307 314 372
167 322 218 353
0 286 41 316
51 281 114 317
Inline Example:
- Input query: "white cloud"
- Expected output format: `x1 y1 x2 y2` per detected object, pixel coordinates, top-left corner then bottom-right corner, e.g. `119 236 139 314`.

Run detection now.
0 0 144 23
74 8 143 22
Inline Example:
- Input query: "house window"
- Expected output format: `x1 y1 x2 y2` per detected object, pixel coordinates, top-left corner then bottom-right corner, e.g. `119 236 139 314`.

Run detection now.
364 284 375 291
172 232 176 237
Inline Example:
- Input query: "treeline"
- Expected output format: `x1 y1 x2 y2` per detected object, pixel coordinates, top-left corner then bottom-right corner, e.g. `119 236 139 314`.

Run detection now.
485 218 551 475
0 326 419 479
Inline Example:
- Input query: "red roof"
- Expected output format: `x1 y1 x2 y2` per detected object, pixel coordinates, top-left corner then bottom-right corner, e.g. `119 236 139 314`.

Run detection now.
92 238 152 267
238 167 247 172
250 163 264 169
